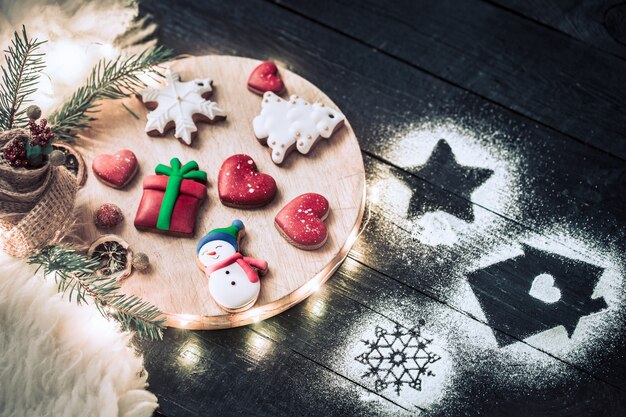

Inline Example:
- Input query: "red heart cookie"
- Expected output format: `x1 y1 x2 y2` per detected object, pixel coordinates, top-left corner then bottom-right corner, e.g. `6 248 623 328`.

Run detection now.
218 154 277 208
247 61 285 96
274 193 329 250
92 149 138 189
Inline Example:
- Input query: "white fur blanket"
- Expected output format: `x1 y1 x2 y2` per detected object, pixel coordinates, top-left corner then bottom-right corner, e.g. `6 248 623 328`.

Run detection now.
0 253 158 417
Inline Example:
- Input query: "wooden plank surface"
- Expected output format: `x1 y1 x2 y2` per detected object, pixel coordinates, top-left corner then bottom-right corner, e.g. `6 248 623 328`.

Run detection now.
127 0 626 415
489 0 626 58
275 0 626 160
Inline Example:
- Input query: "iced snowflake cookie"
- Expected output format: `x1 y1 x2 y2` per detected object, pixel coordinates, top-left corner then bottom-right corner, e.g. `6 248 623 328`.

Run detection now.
197 220 268 312
275 193 330 250
139 69 226 146
218 154 277 208
252 92 345 165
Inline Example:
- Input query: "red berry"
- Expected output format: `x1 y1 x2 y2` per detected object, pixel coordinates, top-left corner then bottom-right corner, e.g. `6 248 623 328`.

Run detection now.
28 118 55 148
2 139 28 167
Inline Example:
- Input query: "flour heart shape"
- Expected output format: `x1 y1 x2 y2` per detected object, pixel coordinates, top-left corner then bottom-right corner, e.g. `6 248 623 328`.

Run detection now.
92 149 138 189
218 154 277 208
247 61 285 95
529 273 561 304
274 193 329 250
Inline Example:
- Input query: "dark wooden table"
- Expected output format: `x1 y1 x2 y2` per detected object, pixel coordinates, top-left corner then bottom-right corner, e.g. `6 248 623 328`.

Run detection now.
135 1 626 415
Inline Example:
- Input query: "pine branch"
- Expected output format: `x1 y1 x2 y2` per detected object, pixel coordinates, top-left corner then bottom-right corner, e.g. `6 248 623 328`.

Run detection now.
0 26 46 130
29 246 166 340
49 46 172 141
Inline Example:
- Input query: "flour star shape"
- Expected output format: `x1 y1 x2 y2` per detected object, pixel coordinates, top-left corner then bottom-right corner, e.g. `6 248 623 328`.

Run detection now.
140 69 226 145
408 139 493 222
355 321 441 395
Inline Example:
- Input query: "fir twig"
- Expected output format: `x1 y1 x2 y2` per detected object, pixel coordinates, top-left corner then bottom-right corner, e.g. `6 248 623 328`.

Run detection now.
48 46 172 141
0 26 46 130
29 246 165 340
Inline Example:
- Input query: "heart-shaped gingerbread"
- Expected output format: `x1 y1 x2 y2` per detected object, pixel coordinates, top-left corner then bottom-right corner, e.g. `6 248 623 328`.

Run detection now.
92 149 138 189
275 193 329 250
218 154 277 208
247 61 285 95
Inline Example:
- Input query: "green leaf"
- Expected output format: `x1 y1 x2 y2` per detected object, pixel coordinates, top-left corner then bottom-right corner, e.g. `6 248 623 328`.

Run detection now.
0 26 46 130
28 246 165 340
49 45 173 141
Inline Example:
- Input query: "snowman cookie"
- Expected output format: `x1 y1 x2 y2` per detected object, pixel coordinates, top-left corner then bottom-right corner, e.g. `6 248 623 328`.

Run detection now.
196 220 268 312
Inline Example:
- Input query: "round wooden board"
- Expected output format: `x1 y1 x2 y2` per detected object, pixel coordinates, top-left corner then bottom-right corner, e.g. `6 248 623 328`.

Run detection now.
75 55 365 329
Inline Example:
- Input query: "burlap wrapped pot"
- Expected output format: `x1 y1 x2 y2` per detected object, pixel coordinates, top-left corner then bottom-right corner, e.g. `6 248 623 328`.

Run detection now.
0 129 78 257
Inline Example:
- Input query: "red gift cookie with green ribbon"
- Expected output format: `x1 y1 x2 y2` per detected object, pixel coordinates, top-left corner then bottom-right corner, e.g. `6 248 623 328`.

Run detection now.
134 158 207 237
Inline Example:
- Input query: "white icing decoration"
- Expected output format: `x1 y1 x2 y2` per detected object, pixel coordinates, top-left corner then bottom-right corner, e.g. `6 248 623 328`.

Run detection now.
141 69 226 145
252 91 345 164
198 240 260 310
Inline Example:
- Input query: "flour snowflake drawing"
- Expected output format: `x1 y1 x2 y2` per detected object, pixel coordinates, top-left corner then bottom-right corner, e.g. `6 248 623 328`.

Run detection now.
140 69 226 145
355 320 441 395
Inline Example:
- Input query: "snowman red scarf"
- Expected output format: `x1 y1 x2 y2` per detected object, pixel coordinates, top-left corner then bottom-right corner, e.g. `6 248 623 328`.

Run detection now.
204 253 268 283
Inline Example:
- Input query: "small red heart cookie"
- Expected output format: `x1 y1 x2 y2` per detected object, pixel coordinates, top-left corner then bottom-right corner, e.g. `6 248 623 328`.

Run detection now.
92 149 138 189
274 193 329 250
218 154 277 208
247 61 285 96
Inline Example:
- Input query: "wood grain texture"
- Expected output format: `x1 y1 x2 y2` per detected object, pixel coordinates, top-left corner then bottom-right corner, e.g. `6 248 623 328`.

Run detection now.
356 156 626 389
128 1 626 415
75 55 365 329
138 326 409 417
137 256 626 417
276 0 626 160
139 0 626 238
489 0 626 58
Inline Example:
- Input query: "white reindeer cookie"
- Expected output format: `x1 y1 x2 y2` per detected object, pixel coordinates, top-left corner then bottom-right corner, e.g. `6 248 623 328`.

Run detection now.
252 91 345 164
196 220 268 312
139 69 226 146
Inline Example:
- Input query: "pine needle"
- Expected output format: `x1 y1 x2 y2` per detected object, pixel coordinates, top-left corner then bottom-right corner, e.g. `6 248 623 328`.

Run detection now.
0 26 46 130
49 46 172 141
29 246 166 340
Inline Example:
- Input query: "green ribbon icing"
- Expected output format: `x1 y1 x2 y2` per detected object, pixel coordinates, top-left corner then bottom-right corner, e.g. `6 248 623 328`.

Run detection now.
154 158 207 231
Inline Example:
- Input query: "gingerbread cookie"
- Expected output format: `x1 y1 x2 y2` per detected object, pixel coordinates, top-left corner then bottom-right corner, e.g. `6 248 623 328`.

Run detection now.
274 193 330 250
92 149 138 189
247 61 285 95
218 154 277 208
134 158 207 237
253 92 345 165
196 220 268 312
139 69 226 146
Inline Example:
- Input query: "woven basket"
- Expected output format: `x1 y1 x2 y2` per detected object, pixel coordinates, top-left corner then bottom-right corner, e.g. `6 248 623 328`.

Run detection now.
0 130 78 257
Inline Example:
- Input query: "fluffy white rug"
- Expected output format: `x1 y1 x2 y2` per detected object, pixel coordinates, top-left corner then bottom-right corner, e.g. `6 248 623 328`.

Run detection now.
0 252 158 417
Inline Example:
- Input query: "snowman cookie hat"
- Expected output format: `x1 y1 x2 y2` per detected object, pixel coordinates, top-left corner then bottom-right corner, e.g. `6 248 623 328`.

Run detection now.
196 219 245 252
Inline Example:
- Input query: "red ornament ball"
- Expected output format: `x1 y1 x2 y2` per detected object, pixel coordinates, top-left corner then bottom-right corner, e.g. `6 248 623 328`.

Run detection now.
94 203 124 229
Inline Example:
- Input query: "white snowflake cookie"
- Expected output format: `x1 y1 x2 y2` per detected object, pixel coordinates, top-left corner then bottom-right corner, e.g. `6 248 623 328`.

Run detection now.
252 91 345 165
139 69 226 146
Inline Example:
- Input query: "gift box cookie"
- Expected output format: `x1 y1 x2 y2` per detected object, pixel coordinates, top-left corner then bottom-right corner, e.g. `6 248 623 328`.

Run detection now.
134 158 207 237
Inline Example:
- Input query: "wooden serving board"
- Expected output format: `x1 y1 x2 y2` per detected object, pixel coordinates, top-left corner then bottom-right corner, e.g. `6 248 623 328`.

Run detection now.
75 55 365 329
